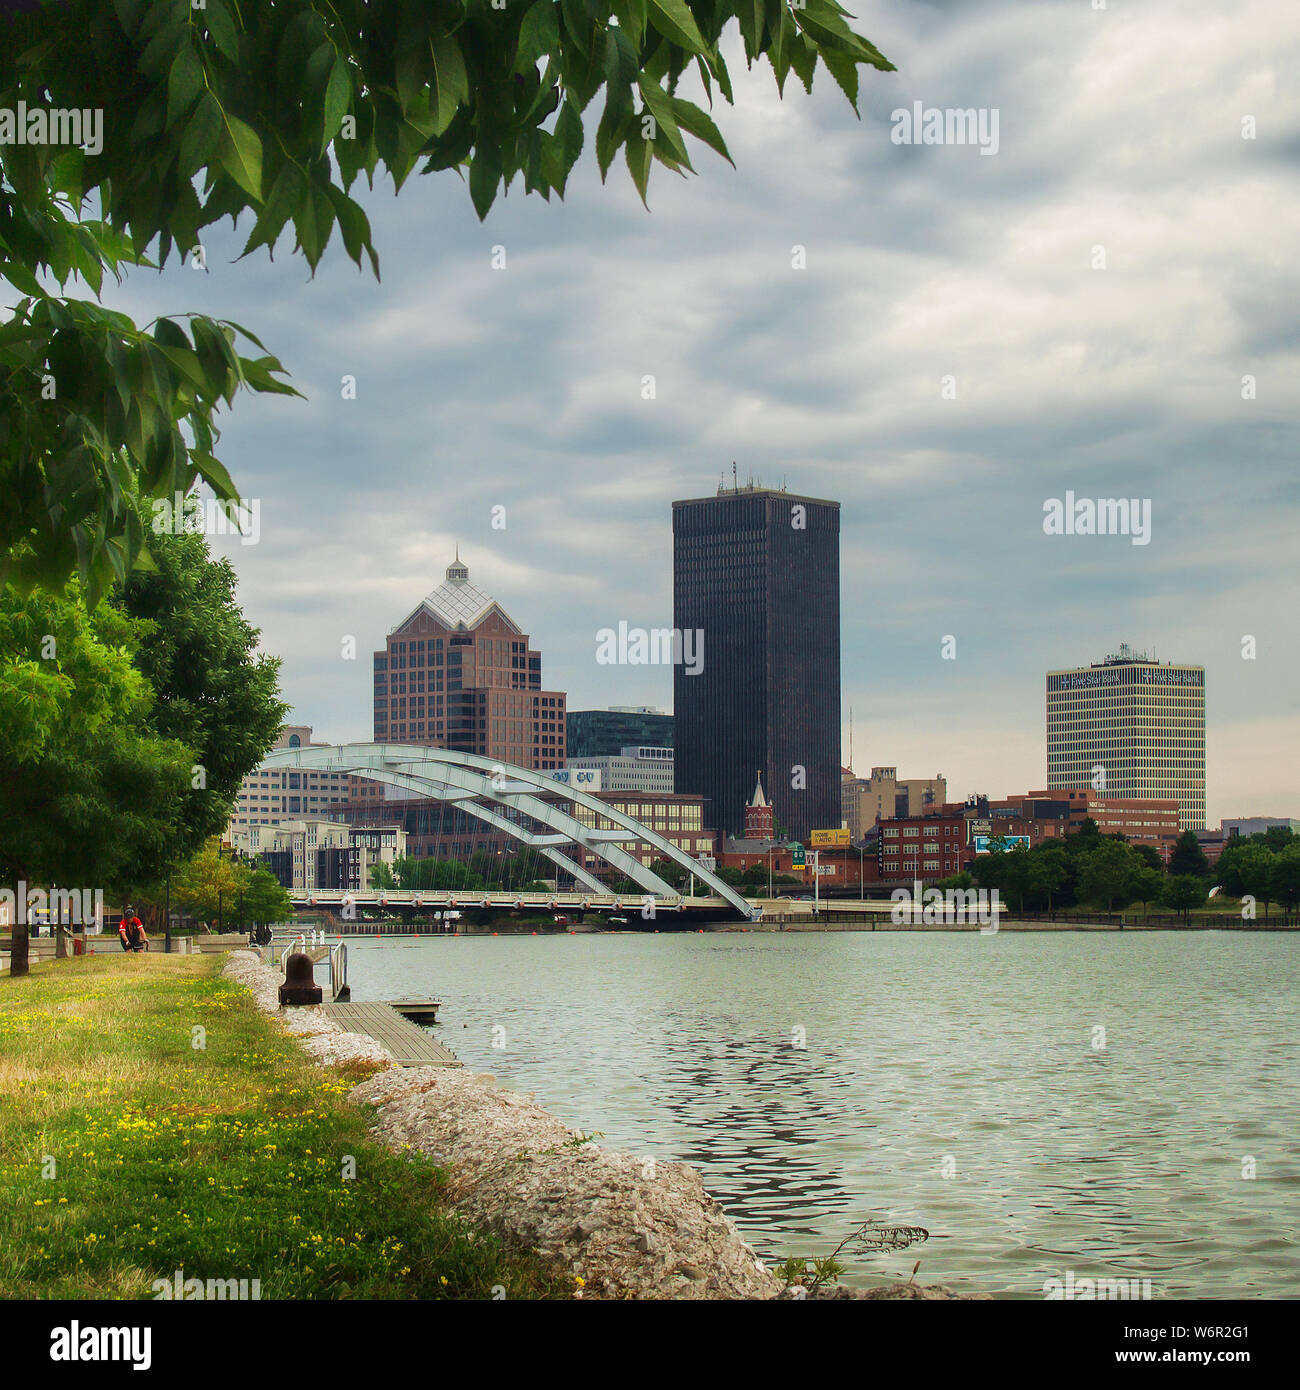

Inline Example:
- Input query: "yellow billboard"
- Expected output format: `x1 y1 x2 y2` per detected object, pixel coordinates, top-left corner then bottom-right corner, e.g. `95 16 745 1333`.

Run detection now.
809 828 851 847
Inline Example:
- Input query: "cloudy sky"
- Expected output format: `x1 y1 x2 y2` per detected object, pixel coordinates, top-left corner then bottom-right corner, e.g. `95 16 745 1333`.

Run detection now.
110 0 1298 825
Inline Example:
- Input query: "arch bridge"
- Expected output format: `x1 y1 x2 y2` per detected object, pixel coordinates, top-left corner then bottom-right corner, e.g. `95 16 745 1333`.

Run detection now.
258 743 758 920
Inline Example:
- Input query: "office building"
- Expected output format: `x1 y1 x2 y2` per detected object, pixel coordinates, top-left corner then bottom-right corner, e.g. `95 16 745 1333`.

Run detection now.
566 706 673 758
1046 644 1205 830
229 725 363 834
673 482 840 842
235 818 406 893
567 746 674 793
841 766 947 840
373 554 567 770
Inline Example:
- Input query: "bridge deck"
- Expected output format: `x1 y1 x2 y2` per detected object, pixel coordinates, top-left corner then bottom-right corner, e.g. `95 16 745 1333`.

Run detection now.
320 1001 461 1067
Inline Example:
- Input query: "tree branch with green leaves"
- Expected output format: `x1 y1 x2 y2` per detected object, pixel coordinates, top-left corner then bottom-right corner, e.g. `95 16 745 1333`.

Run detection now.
1 0 892 596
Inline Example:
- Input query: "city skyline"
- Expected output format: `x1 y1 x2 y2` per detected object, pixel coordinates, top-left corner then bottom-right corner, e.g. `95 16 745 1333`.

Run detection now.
102 0 1298 826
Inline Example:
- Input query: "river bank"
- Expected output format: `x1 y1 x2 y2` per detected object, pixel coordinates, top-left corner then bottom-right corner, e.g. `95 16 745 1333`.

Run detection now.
0 953 563 1299
225 949 983 1300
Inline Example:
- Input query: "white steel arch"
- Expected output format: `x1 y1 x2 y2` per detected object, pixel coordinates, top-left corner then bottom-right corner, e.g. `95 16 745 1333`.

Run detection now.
259 743 756 919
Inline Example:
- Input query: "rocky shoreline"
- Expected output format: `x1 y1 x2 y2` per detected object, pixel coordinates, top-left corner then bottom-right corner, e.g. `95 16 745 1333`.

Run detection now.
222 949 982 1300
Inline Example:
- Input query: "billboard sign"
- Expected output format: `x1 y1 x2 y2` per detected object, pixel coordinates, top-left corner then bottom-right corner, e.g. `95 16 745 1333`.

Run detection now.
973 834 1032 854
810 828 851 847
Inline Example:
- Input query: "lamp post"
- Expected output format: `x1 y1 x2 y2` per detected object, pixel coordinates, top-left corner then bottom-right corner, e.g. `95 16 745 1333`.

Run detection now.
859 843 864 901
164 872 171 955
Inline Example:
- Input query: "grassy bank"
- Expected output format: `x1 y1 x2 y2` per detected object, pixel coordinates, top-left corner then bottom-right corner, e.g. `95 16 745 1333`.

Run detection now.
0 953 567 1299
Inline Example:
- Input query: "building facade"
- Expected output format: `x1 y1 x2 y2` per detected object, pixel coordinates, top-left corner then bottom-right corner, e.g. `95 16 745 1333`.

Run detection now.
235 819 407 893
566 706 673 758
879 805 976 884
841 766 947 841
1046 645 1206 830
373 555 567 771
673 484 841 842
566 746 674 793
229 725 364 834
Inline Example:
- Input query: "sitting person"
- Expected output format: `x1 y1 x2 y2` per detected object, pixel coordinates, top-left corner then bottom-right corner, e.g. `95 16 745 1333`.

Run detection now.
117 907 147 952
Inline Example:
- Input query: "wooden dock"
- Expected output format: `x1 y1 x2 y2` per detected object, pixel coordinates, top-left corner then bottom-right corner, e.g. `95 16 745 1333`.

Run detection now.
320 1001 461 1067
386 998 443 1022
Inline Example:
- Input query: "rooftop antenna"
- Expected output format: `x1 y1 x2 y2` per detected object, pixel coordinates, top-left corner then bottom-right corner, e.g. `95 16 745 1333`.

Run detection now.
732 460 738 492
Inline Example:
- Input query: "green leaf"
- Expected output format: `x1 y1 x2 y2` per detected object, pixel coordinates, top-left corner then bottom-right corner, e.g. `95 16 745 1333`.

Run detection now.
515 0 560 73
625 129 652 207
324 184 373 269
203 0 240 62
646 0 709 54
239 160 306 260
820 48 860 114
217 110 263 201
166 43 203 126
179 91 223 177
555 98 584 188
671 96 734 165
638 79 691 167
322 55 352 153
430 31 469 136
0 261 44 297
469 142 503 220
292 183 335 268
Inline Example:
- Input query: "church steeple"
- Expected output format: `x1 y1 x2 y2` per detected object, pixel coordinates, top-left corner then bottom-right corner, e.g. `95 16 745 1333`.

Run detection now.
744 771 774 840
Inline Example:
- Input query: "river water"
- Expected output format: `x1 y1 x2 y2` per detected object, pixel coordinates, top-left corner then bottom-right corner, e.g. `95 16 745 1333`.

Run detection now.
346 930 1299 1298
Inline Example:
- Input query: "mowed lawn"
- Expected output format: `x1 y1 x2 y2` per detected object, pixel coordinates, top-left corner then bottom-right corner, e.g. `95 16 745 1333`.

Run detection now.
0 952 566 1299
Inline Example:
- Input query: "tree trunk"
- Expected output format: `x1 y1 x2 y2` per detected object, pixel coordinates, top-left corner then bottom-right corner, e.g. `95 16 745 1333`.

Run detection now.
55 922 68 959
9 921 30 977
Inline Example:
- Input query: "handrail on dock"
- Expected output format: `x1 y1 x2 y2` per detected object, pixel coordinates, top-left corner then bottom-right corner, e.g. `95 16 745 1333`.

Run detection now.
328 938 349 1001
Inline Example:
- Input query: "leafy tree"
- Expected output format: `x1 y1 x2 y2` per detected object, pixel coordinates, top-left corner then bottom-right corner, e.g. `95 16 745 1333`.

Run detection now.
1271 844 1300 921
241 865 292 926
1257 826 1295 852
0 581 192 974
171 836 243 925
1025 849 1065 913
1 0 892 595
1164 873 1207 925
1070 817 1102 853
1076 839 1137 912
115 522 287 865
1129 866 1164 914
1213 842 1248 897
1132 843 1165 873
934 871 974 892
1233 844 1277 924
1169 829 1210 879
1001 842 1034 912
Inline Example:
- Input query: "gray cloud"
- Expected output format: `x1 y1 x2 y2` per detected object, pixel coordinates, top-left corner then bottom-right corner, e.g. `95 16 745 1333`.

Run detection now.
92 0 1300 823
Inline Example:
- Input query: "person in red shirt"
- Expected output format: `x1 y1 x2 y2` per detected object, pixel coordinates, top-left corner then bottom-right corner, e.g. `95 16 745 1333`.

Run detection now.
118 907 147 952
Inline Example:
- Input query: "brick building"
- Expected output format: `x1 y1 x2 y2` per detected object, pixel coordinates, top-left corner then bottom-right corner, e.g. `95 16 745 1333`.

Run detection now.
373 554 567 771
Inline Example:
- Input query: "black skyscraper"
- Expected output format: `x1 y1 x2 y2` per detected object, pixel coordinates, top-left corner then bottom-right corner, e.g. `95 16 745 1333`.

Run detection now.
672 485 841 843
